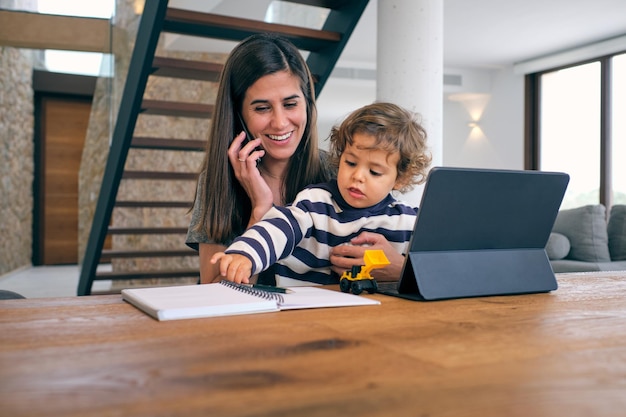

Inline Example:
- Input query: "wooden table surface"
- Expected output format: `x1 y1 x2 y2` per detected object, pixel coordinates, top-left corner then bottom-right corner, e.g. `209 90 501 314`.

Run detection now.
1 272 626 417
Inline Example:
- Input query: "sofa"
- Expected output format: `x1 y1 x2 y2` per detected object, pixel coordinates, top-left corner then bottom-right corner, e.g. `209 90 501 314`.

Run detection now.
547 204 626 273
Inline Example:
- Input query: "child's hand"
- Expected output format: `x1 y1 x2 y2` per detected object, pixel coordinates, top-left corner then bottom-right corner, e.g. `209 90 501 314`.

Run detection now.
210 252 253 284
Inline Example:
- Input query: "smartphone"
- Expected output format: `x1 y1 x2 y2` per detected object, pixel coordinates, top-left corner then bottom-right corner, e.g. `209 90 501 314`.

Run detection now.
237 113 254 144
237 113 263 160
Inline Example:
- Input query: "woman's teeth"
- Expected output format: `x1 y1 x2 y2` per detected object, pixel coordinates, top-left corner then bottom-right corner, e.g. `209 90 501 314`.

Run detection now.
268 132 291 141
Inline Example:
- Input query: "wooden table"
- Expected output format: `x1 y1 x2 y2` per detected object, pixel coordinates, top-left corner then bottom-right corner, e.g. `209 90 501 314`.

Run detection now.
1 272 626 417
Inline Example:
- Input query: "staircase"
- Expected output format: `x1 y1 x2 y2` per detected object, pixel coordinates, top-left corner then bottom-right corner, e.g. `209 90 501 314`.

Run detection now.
77 0 370 295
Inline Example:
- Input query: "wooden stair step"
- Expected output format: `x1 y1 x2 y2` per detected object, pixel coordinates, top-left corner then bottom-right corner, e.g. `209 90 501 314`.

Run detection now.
122 170 198 180
107 227 188 235
151 56 223 81
131 136 206 151
115 200 193 208
94 269 200 281
102 249 197 257
140 99 214 118
101 249 197 260
163 8 340 51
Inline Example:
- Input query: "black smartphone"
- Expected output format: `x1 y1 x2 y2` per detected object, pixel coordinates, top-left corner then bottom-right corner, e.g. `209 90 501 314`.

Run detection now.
237 113 254 144
237 113 263 158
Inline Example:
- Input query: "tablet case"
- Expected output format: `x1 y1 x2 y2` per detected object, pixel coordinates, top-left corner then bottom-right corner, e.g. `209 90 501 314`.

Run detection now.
390 167 569 300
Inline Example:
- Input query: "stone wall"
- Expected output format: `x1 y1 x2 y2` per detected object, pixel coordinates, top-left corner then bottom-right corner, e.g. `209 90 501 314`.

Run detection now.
77 75 113 264
78 0 148 265
0 47 34 276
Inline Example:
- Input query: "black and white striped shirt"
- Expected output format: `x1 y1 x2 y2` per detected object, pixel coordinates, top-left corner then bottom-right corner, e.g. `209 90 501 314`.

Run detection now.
225 180 417 284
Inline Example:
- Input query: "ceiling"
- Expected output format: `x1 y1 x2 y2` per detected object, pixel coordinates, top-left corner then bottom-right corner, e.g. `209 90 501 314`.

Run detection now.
348 0 626 69
170 0 626 70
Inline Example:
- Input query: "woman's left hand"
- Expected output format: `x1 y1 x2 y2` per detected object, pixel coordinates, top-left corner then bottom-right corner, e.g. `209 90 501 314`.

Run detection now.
329 231 405 282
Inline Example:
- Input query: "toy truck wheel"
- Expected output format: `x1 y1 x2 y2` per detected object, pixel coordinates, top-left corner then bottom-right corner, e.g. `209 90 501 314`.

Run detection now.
367 280 378 294
340 278 351 293
351 281 363 295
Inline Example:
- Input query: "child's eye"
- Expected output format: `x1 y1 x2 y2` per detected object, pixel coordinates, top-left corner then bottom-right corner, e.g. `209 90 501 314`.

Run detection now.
370 170 382 176
344 160 356 167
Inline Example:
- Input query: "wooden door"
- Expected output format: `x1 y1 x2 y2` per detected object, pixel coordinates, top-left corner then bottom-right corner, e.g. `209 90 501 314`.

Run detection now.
38 96 91 265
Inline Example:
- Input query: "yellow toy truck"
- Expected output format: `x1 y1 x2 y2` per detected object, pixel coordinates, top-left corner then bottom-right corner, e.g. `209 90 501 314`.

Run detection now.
339 249 390 295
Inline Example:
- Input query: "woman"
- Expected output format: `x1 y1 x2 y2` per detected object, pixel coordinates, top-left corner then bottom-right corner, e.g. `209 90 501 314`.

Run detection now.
187 33 331 283
187 33 405 283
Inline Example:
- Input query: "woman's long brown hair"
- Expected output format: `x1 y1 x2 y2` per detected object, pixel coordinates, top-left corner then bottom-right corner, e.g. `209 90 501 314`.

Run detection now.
192 33 330 244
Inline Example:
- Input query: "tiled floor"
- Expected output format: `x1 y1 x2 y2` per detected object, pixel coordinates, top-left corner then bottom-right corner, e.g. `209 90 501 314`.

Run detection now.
0 265 112 298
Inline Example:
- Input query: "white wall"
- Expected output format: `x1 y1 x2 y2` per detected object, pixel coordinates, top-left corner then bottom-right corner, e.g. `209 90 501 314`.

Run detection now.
317 65 525 171
316 77 376 150
443 66 525 170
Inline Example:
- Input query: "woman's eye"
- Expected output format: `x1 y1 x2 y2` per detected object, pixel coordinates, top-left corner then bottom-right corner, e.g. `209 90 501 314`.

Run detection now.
284 101 298 108
254 106 270 112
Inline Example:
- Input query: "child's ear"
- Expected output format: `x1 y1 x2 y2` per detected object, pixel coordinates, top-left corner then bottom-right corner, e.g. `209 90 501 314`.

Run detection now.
393 174 410 191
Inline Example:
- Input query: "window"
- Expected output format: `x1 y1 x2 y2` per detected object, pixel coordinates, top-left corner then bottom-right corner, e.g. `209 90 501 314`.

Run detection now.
37 0 113 18
539 62 601 208
612 54 626 204
37 0 115 77
527 52 626 210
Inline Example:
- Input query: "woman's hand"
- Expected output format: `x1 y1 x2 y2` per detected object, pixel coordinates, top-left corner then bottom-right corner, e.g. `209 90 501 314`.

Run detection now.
228 131 272 226
210 251 253 284
329 232 405 282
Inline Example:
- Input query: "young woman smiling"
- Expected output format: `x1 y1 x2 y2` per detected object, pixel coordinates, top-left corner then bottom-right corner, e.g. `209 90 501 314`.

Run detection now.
186 33 332 283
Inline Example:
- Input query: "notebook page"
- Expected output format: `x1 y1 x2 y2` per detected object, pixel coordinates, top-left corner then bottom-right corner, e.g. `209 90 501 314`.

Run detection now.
277 286 380 310
122 283 279 321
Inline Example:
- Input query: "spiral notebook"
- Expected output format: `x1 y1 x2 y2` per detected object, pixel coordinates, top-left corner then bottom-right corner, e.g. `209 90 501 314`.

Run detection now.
122 280 380 321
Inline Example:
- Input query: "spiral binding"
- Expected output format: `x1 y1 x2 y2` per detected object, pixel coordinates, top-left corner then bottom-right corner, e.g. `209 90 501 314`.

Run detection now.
220 280 285 304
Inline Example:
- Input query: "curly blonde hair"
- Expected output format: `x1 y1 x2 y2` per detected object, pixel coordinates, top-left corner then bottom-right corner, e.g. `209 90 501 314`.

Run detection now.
329 102 432 193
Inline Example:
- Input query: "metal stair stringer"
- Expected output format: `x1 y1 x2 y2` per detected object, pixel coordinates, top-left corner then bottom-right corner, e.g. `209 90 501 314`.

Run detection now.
78 0 371 295
78 0 170 295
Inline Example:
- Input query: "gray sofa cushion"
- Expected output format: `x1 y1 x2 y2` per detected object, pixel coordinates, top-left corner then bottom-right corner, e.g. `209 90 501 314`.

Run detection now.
552 204 611 262
608 205 626 261
545 232 570 260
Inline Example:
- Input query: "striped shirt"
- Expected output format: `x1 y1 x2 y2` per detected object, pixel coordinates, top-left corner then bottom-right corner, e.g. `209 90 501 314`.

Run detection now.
225 180 418 284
